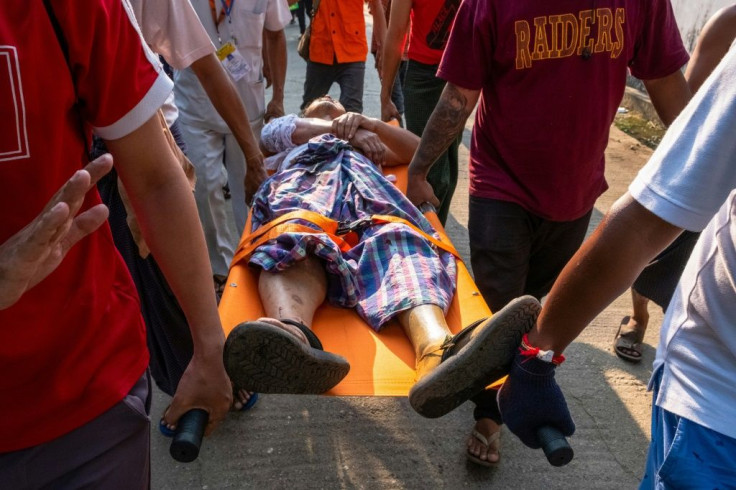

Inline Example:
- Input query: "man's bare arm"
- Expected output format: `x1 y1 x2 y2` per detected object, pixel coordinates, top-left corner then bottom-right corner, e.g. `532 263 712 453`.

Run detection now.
190 53 266 202
291 118 334 144
105 115 232 435
329 112 419 164
263 29 286 121
531 194 683 354
287 115 418 165
367 0 388 77
409 83 478 175
365 118 420 164
380 0 411 121
264 28 287 121
685 5 736 93
406 82 479 206
644 70 692 127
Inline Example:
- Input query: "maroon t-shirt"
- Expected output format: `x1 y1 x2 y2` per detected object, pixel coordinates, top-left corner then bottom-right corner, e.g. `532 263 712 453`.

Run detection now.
437 0 689 221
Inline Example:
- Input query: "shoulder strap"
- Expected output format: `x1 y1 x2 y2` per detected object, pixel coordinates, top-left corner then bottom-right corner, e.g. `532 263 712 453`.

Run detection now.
42 0 89 154
311 0 322 17
42 0 70 62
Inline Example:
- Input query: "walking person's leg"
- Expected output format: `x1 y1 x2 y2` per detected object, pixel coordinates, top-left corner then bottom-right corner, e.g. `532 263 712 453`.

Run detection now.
466 197 535 465
302 61 338 112
335 61 366 113
296 0 307 35
525 209 592 300
179 122 239 285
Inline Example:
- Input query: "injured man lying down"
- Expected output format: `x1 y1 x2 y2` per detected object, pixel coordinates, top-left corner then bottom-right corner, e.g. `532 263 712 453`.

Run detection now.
223 97 536 418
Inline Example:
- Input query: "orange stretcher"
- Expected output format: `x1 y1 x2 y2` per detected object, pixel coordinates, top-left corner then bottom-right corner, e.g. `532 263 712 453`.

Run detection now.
218 165 492 396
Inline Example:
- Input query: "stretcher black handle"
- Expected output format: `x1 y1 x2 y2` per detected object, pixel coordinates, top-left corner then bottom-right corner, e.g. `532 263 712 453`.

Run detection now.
169 409 208 463
537 426 574 466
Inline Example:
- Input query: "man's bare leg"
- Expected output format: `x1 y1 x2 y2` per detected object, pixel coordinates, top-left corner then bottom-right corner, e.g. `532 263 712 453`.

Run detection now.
257 255 327 342
223 255 349 394
614 289 650 361
628 289 650 338
396 304 452 378
398 304 501 465
230 257 327 406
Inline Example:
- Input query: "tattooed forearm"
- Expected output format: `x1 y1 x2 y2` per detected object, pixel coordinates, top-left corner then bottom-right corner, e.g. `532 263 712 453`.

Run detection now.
409 83 477 174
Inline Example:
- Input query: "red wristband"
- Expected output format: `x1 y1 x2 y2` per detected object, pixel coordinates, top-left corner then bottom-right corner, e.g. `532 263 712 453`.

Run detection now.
519 333 566 365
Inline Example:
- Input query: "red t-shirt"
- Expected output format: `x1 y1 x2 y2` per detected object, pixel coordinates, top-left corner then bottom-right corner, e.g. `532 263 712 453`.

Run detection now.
408 0 460 65
0 0 172 452
437 0 689 221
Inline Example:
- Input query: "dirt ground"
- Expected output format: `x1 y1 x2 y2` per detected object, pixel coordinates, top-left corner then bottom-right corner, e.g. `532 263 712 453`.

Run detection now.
150 20 666 490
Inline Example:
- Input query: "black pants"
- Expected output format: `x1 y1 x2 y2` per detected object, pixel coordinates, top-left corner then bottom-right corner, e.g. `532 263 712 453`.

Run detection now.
633 230 699 310
469 197 592 312
295 0 312 34
468 197 592 421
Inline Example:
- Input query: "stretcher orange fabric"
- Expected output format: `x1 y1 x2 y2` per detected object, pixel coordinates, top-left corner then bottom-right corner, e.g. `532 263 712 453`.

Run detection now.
218 165 492 396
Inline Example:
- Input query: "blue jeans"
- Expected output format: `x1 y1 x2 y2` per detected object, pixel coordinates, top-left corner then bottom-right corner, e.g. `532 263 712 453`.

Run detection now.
640 368 736 489
302 60 366 113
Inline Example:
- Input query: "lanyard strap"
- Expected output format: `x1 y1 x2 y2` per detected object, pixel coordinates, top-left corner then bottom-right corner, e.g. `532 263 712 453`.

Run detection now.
209 0 235 41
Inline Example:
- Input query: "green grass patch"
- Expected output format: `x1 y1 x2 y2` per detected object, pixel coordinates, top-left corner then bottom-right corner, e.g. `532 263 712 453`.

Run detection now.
614 111 666 150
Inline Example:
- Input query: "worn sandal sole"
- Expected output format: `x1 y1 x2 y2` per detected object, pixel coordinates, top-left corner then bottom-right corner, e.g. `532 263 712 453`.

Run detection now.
224 321 350 394
409 296 541 418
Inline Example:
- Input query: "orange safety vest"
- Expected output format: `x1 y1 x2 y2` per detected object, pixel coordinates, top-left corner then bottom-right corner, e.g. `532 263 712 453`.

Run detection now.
309 0 368 64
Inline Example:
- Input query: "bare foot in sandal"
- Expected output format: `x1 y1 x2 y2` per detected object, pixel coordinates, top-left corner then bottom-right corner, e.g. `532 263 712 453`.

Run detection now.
614 313 648 363
614 290 650 362
232 388 258 411
467 418 500 466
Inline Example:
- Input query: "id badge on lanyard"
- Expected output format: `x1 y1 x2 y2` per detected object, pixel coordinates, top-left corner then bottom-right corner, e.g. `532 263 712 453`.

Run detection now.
211 0 250 81
216 43 250 81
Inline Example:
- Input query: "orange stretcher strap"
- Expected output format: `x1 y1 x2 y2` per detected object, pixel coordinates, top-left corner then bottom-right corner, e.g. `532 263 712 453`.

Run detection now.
368 214 461 259
231 210 462 267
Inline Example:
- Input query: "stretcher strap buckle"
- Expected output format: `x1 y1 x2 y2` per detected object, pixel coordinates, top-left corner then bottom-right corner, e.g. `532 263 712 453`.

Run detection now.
336 217 373 236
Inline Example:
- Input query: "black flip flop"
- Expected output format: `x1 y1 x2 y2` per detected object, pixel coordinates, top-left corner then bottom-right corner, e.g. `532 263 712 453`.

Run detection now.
224 319 350 394
613 316 643 363
409 296 541 418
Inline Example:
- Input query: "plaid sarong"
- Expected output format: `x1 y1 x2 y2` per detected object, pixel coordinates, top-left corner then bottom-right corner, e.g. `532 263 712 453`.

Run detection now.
249 134 457 330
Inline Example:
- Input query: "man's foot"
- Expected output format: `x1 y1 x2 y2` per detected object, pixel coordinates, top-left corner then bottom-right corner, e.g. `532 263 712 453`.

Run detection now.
408 296 541 418
467 418 501 467
232 388 259 411
223 318 350 394
613 315 646 363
